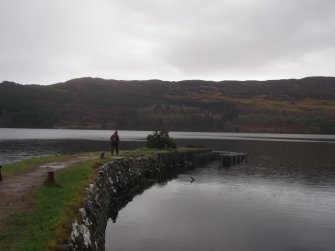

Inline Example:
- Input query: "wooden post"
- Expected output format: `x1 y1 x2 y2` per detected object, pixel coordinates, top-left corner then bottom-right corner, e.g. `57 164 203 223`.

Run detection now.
0 165 2 182
47 171 55 184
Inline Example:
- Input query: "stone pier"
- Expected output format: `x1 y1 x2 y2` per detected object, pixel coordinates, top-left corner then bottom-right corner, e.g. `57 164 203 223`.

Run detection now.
63 149 218 250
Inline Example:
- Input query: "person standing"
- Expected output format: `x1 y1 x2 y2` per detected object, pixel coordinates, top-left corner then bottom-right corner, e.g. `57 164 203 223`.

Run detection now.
110 130 120 155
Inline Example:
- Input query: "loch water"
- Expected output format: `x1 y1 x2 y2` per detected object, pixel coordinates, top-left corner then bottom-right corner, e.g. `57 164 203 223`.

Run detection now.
106 138 335 251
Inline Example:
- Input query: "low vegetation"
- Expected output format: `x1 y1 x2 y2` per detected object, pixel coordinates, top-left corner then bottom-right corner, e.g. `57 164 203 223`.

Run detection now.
2 154 78 177
147 130 177 149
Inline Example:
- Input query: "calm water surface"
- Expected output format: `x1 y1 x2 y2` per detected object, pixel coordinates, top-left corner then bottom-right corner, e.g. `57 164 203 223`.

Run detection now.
105 140 335 251
1 128 335 142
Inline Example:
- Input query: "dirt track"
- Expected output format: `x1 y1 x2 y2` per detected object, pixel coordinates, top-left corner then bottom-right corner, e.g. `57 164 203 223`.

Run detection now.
0 156 95 229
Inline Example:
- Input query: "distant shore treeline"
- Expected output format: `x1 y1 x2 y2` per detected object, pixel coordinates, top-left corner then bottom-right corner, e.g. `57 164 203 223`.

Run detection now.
1 77 335 134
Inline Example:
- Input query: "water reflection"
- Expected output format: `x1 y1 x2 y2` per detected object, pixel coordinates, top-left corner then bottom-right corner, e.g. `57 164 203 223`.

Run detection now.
105 140 335 251
106 164 335 251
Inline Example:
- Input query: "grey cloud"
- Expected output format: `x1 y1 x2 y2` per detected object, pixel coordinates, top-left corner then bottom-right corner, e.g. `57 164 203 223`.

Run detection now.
0 0 334 84
150 0 335 74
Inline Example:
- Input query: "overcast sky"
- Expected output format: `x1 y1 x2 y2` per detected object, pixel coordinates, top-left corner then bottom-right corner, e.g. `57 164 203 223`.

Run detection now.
1 0 335 85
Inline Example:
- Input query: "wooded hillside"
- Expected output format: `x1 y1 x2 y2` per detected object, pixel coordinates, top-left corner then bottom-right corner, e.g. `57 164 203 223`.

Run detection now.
1 77 335 134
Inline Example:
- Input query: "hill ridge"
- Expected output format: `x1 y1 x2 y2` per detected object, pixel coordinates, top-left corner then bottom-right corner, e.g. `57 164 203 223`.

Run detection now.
1 77 335 133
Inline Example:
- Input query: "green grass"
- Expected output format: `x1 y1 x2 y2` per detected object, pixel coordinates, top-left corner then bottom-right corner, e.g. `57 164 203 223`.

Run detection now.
0 148 172 250
1 149 169 177
120 148 169 158
0 157 104 251
2 154 79 177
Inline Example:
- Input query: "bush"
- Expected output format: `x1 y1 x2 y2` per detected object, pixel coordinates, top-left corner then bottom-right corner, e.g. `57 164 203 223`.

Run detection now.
146 130 177 149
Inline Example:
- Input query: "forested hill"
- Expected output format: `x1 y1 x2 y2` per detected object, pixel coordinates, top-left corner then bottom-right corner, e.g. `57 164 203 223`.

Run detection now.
1 76 335 134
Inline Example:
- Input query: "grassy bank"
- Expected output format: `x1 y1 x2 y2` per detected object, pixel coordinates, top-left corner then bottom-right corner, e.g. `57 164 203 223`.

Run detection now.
0 149 169 251
0 157 103 251
2 154 83 177
2 148 170 177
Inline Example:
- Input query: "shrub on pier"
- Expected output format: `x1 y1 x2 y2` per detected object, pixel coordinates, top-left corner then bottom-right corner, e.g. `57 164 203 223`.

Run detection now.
146 130 176 149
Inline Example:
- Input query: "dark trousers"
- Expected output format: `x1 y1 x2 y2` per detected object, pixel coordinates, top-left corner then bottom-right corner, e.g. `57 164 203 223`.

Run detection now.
111 143 119 155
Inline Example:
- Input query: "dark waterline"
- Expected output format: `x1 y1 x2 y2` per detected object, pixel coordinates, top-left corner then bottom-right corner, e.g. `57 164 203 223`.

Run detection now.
1 128 335 165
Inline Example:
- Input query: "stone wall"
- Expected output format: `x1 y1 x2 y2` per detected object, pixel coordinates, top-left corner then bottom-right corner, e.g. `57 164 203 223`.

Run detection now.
62 150 217 251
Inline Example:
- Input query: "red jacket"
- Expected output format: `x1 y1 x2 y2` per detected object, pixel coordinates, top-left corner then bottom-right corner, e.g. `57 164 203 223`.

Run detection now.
111 133 119 144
